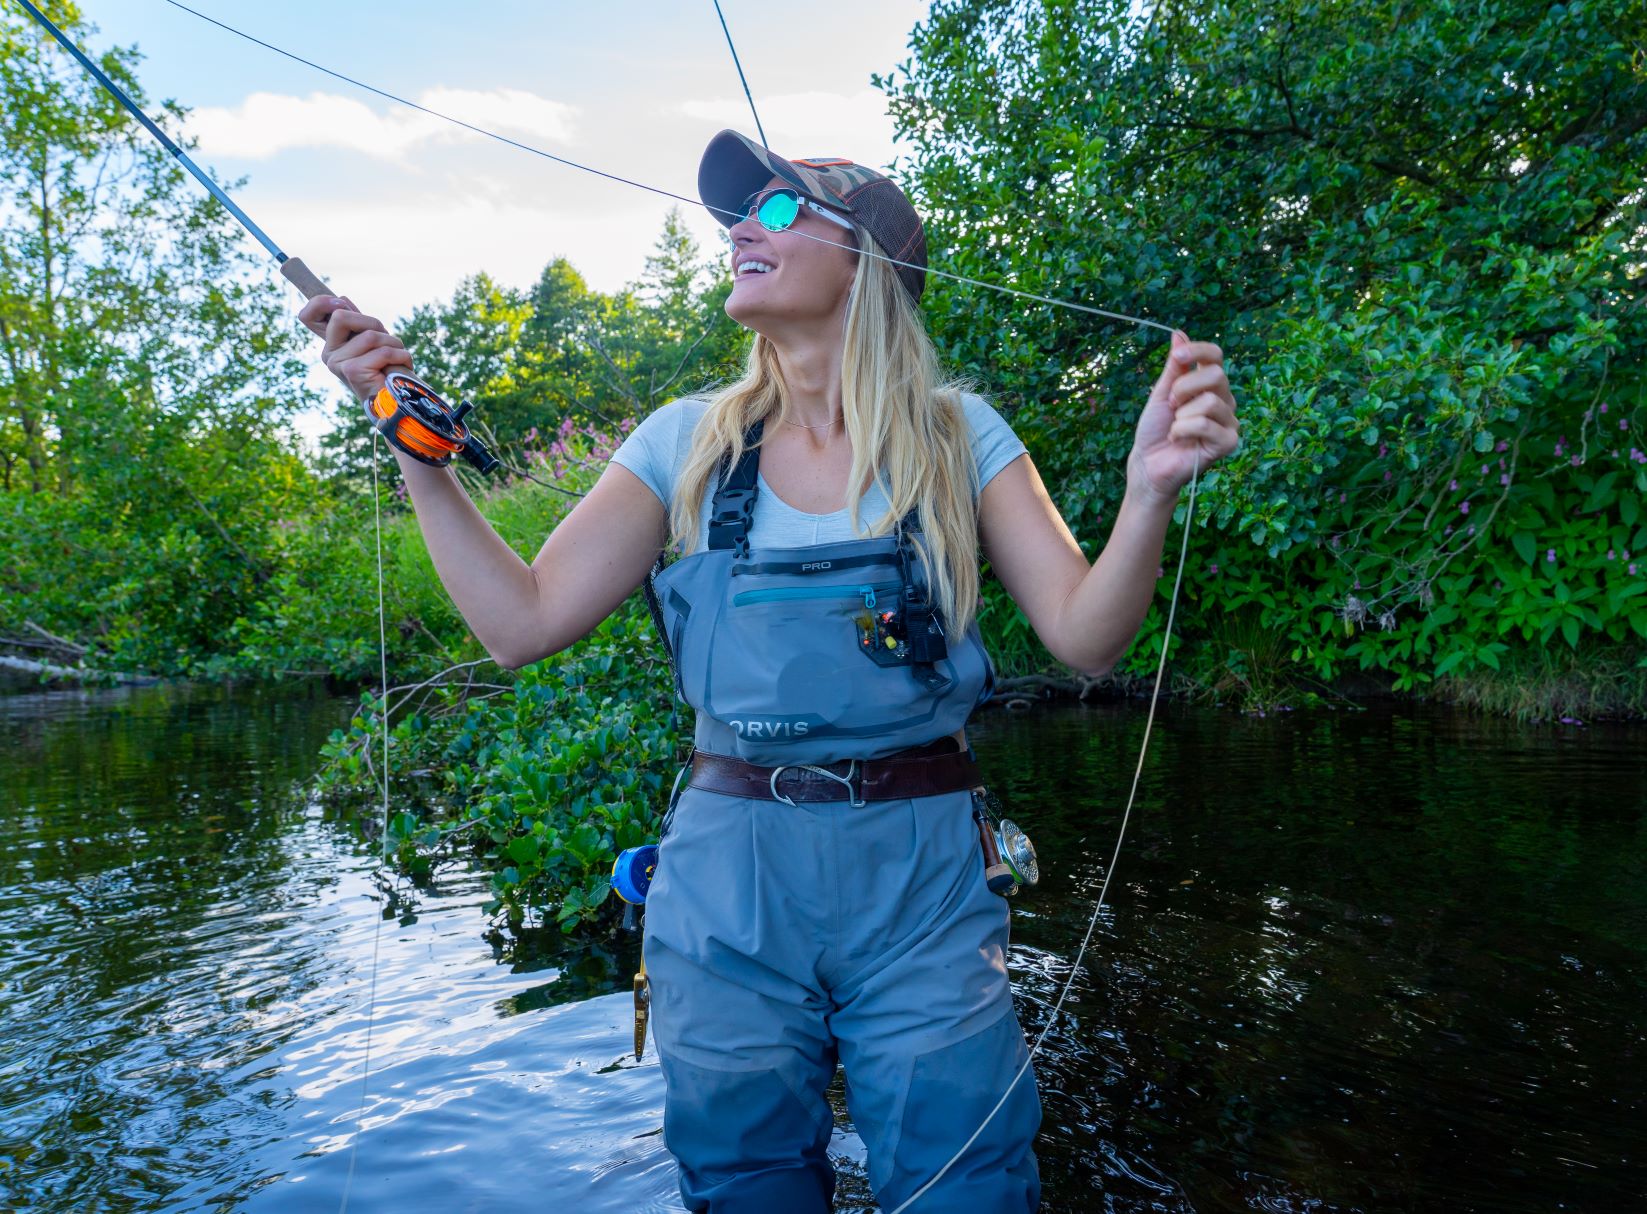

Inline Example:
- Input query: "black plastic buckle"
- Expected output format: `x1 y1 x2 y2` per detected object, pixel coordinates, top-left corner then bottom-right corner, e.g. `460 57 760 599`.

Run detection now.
708 486 756 555
903 586 949 666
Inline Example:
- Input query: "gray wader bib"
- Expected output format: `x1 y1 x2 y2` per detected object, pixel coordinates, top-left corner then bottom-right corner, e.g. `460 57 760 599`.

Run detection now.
643 423 1042 1212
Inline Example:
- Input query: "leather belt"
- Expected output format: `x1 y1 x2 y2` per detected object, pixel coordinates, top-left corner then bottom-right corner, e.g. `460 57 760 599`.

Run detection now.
689 746 981 807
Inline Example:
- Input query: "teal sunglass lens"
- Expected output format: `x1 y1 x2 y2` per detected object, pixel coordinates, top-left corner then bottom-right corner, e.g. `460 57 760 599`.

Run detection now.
756 191 800 231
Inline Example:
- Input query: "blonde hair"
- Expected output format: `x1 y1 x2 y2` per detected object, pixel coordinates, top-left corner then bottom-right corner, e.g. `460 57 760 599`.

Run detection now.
668 225 983 636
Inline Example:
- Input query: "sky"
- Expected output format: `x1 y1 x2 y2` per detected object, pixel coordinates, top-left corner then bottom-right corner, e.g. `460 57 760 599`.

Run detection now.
72 0 933 435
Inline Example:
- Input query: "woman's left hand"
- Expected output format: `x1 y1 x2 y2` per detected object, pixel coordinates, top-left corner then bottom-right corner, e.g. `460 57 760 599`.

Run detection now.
1127 330 1240 505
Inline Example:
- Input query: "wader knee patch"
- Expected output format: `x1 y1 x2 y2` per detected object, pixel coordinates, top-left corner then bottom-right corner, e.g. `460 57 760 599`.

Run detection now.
658 1052 837 1213
877 1009 1042 1211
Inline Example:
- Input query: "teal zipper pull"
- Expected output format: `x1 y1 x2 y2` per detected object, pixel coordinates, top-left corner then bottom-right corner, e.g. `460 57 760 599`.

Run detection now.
862 585 878 609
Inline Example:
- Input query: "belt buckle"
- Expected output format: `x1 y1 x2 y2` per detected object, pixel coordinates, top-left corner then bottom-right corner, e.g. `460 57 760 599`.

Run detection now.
769 759 865 808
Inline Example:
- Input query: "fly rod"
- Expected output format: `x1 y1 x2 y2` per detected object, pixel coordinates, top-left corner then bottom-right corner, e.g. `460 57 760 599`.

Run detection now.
13 0 497 472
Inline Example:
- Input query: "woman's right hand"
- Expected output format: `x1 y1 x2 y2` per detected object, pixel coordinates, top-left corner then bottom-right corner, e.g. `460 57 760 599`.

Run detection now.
297 295 415 401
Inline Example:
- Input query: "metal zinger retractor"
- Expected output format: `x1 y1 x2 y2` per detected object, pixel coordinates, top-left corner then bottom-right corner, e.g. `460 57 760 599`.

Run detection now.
365 369 499 473
972 788 1039 897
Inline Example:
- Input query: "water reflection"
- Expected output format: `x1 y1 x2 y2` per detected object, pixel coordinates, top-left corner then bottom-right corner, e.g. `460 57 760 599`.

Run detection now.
988 701 1647 1213
1 688 1642 1212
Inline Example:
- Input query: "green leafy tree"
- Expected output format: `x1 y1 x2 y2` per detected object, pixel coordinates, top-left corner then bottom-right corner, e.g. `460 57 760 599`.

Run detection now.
0 2 316 668
882 0 1647 709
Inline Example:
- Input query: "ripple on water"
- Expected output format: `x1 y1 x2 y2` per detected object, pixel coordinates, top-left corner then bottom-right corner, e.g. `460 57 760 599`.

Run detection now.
3 689 1645 1213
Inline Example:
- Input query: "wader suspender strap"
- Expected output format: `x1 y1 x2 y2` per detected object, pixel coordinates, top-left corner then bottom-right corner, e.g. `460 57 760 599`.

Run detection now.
707 420 765 557
643 418 769 695
896 509 953 693
643 420 767 709
699 419 957 692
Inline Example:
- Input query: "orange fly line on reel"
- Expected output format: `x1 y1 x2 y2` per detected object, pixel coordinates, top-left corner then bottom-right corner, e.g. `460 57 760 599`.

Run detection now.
366 370 499 472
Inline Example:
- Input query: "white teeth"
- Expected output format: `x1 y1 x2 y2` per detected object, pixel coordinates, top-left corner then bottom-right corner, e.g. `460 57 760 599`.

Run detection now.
738 261 774 275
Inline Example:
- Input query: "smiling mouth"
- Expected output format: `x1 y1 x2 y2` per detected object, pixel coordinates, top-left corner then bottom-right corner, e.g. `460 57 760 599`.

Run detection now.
736 261 776 279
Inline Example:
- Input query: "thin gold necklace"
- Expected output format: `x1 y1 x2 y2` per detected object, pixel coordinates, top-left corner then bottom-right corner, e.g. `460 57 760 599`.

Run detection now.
784 414 843 430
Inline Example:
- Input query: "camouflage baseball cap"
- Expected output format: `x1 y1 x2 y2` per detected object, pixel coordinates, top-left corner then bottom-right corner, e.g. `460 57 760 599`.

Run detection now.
698 129 928 302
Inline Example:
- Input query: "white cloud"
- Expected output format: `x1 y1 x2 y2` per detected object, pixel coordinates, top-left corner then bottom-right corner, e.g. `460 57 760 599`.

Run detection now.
675 89 905 173
187 88 578 162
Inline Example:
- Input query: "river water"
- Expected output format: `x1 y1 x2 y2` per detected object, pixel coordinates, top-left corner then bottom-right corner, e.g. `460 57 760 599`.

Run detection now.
1 684 1642 1212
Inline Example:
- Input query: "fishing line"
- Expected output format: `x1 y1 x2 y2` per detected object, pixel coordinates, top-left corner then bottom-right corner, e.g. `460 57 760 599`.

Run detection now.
156 0 1176 334
4 10 462 1212
711 0 768 148
699 11 1207 1208
337 432 395 1214
25 3 1214 1207
886 454 1200 1214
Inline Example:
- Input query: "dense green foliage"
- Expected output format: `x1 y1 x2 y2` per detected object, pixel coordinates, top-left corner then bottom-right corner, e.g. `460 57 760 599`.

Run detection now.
8 0 1644 943
316 604 683 934
0 3 317 670
881 0 1647 711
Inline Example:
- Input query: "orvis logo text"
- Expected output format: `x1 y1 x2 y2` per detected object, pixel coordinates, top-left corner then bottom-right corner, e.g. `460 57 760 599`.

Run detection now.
728 719 812 738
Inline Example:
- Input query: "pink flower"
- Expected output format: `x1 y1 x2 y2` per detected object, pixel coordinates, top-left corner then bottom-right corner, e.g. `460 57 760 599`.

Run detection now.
1621 419 1629 432
1378 443 1389 457
1460 500 1471 514
1607 549 1616 560
1570 454 1583 466
1156 565 1164 579
1601 403 1609 414
1495 440 1509 452
1449 479 1458 491
1208 562 1220 574
1546 549 1556 563
1631 563 1640 575
1500 474 1510 485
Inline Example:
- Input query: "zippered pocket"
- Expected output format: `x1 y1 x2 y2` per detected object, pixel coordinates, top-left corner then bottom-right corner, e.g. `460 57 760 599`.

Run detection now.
731 580 902 610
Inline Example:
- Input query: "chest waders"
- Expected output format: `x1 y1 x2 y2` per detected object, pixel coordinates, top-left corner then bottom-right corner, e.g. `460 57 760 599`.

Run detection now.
650 420 996 765
635 422 1043 1213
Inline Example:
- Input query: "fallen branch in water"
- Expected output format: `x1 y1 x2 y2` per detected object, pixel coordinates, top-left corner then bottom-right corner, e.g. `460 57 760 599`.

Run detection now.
25 620 90 657
0 654 84 680
986 671 1158 710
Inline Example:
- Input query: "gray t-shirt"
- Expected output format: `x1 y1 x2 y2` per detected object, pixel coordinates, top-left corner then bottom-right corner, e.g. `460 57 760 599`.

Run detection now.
609 394 1027 549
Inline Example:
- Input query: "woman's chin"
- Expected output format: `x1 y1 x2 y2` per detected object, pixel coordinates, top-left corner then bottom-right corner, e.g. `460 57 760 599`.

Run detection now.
725 280 774 328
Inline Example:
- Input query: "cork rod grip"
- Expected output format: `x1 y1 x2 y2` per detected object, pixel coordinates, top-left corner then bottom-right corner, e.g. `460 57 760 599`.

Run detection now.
280 256 331 300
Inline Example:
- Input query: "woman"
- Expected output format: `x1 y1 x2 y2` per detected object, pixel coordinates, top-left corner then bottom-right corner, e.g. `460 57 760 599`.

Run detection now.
300 129 1238 1213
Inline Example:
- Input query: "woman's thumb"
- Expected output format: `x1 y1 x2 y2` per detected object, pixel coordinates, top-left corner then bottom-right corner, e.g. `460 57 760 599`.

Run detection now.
1152 330 1189 397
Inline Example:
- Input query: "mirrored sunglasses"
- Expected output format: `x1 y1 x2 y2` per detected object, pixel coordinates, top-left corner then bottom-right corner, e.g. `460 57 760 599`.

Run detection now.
741 187 856 234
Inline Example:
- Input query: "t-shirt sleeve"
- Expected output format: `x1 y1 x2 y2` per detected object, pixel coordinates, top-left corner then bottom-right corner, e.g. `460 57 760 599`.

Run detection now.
608 398 697 510
962 393 1028 493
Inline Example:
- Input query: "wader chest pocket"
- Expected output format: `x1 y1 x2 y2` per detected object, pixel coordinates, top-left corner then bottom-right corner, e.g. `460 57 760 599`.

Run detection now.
731 581 915 669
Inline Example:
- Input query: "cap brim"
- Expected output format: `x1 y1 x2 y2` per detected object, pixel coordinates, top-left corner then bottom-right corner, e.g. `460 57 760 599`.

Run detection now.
698 130 846 227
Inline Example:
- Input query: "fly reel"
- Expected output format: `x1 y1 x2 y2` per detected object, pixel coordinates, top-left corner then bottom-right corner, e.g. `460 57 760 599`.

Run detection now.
972 788 1039 897
366 369 499 473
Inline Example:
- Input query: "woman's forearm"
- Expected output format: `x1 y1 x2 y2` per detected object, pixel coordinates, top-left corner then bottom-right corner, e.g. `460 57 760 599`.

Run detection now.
1054 483 1179 678
387 449 544 668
